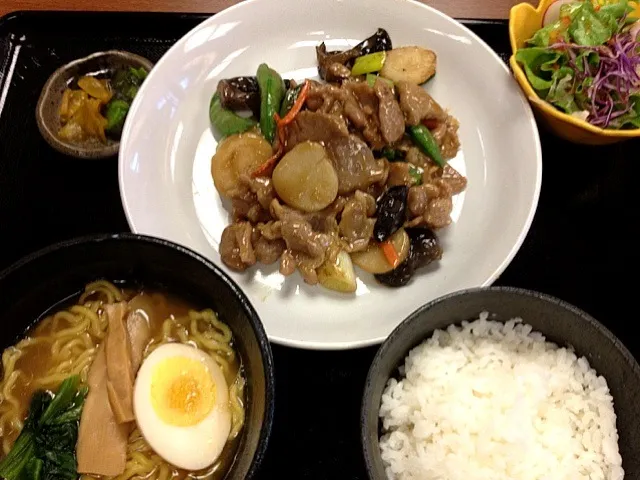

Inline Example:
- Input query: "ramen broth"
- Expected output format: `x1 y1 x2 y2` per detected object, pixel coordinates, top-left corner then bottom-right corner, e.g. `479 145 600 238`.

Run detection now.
0 284 244 480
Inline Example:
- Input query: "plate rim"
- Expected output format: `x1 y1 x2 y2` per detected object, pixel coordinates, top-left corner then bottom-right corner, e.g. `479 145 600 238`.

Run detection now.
118 0 543 350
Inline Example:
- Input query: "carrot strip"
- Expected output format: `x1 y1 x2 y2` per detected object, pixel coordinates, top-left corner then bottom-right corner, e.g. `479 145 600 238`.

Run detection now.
252 113 285 178
382 240 400 268
421 118 439 130
278 80 310 127
252 81 310 178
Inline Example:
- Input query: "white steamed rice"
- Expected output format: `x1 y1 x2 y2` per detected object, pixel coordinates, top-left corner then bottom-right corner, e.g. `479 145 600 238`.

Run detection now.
378 312 624 480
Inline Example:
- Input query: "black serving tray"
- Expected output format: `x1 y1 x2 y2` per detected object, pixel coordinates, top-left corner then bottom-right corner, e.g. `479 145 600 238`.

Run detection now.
1 11 639 479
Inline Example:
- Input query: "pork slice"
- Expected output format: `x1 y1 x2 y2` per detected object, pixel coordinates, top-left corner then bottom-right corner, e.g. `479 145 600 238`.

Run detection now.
77 344 129 476
441 164 467 195
338 191 376 252
374 78 404 143
347 82 378 115
285 111 349 151
220 222 257 271
345 82 386 150
396 81 446 126
387 162 415 187
326 135 386 195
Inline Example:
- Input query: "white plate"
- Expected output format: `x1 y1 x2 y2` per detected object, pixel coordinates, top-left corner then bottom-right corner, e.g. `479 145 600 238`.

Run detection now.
119 0 542 350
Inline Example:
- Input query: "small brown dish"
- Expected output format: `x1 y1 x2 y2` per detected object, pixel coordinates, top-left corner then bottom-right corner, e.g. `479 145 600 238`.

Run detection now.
36 50 154 159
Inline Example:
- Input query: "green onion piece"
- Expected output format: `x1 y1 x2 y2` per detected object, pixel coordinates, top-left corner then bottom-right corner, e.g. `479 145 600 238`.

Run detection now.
408 165 423 185
351 51 387 76
381 146 404 162
407 124 445 168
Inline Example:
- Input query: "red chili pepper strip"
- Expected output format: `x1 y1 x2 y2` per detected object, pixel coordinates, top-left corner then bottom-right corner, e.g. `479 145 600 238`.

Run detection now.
421 118 439 130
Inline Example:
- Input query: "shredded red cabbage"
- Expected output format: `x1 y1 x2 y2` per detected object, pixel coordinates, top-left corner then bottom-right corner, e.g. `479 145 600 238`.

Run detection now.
549 30 640 127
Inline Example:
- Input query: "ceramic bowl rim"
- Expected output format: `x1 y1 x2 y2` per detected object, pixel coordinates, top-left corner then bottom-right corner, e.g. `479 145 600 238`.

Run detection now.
0 232 275 479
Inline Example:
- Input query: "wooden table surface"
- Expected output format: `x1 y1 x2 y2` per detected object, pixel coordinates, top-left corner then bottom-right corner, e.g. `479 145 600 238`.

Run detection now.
0 0 528 20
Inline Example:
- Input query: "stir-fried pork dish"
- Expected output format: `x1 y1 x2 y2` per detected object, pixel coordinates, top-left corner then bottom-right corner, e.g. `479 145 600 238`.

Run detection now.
209 28 467 293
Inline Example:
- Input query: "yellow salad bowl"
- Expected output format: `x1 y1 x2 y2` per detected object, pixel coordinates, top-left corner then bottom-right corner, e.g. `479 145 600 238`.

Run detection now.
509 0 640 144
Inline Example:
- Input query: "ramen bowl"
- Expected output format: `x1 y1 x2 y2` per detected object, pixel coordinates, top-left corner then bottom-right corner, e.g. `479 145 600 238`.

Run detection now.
509 0 640 144
0 233 274 479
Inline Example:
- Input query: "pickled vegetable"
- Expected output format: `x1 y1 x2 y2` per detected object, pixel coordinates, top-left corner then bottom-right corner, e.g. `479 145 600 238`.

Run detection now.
272 141 339 213
317 250 357 293
77 76 112 103
57 67 148 144
351 229 410 274
59 90 89 123
103 66 149 137
105 100 130 136
58 96 108 143
211 132 273 197
111 67 147 102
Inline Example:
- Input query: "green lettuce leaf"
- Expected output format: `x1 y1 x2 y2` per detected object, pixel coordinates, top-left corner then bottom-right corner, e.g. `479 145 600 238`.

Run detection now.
547 66 579 112
567 0 629 46
574 75 595 109
527 2 581 47
528 22 563 47
599 0 634 23
526 0 633 48
609 94 640 128
515 47 565 91
574 50 600 73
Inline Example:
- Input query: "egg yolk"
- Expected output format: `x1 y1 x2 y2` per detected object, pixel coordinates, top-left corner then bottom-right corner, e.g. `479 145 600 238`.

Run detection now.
150 356 216 426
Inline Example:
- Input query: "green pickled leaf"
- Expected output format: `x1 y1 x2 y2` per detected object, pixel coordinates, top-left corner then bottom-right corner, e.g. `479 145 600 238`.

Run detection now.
105 99 130 135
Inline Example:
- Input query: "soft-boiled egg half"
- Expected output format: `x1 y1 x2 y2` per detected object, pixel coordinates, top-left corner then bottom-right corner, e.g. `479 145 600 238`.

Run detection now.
133 343 231 471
